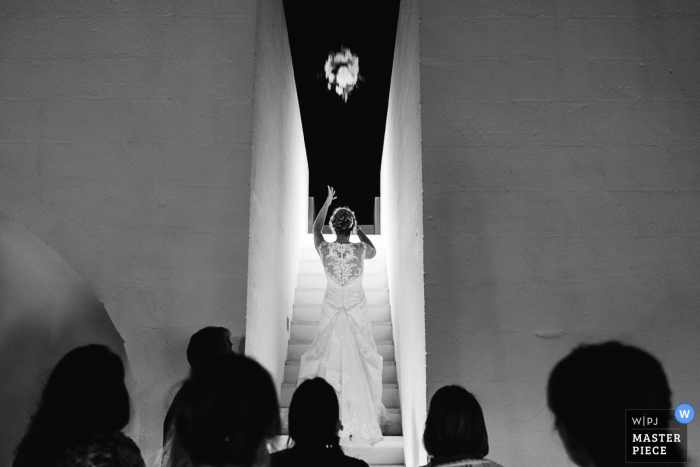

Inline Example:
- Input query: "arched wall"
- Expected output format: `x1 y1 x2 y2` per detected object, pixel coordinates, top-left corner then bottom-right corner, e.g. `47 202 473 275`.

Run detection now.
0 213 130 465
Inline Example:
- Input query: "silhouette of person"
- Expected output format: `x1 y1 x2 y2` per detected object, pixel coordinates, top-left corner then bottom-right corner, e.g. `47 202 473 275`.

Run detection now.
548 341 687 467
420 385 503 467
162 327 234 467
13 344 144 467
271 377 369 467
176 353 280 467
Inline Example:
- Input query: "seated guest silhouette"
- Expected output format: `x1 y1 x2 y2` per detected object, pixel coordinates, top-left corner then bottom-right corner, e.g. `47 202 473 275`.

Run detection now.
421 385 503 467
13 344 144 467
271 377 369 467
548 341 688 467
162 327 234 467
176 353 280 467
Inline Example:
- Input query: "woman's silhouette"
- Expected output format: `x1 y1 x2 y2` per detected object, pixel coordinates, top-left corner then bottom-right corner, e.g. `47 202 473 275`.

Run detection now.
271 377 369 467
176 353 280 467
297 186 389 444
12 344 144 467
421 385 503 467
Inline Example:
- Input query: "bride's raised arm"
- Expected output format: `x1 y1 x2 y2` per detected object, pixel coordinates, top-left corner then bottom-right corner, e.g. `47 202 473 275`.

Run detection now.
313 186 336 249
356 226 376 259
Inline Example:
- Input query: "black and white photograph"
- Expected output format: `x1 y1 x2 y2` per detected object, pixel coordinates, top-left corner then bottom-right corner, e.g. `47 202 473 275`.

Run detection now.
0 1 698 466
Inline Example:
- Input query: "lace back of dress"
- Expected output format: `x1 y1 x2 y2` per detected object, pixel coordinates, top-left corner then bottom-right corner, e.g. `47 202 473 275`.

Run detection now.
317 242 365 286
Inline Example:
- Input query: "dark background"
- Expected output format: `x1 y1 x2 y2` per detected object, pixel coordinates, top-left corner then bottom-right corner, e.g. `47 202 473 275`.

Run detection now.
283 0 401 225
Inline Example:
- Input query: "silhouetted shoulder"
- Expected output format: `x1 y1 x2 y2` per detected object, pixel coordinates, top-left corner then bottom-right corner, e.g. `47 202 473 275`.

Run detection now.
344 455 370 467
419 459 503 467
271 447 369 467
57 431 145 467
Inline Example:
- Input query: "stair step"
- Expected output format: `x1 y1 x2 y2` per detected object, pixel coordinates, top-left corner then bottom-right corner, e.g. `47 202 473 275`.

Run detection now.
295 288 389 306
290 321 393 342
280 383 399 408
271 435 404 465
299 259 387 275
297 273 389 289
300 246 386 260
293 304 391 322
287 341 395 362
284 360 397 384
278 408 403 436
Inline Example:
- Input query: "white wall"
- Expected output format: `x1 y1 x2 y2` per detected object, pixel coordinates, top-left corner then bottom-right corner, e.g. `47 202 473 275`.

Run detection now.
245 0 308 388
380 0 427 464
0 1 258 463
419 1 700 466
0 213 130 465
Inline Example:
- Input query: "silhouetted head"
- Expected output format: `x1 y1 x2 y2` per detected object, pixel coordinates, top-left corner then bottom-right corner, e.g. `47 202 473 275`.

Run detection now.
329 207 356 236
547 341 673 467
288 377 341 449
186 326 234 369
423 385 489 461
176 353 280 467
13 344 130 466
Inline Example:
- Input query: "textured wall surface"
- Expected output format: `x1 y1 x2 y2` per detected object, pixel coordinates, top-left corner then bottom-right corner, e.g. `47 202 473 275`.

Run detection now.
0 213 130 466
419 1 700 466
0 1 258 463
245 0 308 388
380 0 427 465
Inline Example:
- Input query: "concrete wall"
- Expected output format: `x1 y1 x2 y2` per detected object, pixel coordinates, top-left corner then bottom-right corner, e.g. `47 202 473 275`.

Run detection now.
419 1 700 466
245 0 308 388
380 0 427 464
0 1 258 463
0 213 131 466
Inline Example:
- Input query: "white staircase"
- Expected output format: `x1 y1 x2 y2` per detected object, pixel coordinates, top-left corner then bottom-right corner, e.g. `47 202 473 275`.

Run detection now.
276 234 404 467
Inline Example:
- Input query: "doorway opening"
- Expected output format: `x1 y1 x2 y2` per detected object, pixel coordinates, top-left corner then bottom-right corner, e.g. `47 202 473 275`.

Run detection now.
283 0 401 227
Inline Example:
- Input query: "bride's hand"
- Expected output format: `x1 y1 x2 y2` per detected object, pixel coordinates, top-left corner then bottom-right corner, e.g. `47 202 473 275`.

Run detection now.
326 186 337 203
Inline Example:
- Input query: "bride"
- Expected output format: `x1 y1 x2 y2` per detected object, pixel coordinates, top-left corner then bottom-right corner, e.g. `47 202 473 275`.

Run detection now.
297 186 389 444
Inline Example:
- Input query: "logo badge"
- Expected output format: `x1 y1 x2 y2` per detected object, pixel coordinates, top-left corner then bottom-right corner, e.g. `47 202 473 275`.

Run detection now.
675 403 695 424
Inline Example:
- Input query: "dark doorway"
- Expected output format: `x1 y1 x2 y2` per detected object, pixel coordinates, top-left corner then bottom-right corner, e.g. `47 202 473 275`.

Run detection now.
283 0 401 225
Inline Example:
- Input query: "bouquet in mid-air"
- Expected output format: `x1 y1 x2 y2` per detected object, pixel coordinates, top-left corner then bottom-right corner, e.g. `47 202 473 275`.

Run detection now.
324 47 361 103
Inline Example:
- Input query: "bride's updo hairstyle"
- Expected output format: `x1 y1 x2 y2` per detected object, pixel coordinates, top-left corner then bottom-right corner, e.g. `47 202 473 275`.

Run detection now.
329 207 356 236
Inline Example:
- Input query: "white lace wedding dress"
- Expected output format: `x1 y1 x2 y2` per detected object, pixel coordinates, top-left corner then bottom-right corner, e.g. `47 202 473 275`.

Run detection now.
297 240 389 444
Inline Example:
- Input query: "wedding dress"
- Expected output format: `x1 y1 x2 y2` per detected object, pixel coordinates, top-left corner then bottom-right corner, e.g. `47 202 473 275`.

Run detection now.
297 240 389 444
